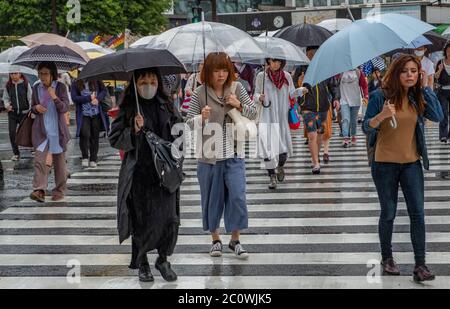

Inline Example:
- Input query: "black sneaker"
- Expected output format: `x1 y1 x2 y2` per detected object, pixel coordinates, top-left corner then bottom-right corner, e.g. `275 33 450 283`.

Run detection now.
229 240 249 260
440 138 448 144
210 240 223 257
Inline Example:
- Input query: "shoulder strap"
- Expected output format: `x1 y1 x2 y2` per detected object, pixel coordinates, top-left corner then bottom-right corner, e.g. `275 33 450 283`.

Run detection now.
230 81 238 95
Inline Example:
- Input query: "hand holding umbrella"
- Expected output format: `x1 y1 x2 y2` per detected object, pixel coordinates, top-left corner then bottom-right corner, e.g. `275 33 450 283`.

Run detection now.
383 100 397 129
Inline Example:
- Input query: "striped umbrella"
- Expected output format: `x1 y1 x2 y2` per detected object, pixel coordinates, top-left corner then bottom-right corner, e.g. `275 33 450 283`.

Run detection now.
12 44 87 71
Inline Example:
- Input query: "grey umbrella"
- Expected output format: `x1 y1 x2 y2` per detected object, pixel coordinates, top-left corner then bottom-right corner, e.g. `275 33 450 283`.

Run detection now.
12 44 87 71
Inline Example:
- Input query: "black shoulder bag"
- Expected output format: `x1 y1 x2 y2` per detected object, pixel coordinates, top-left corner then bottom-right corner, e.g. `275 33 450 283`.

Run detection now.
143 130 184 194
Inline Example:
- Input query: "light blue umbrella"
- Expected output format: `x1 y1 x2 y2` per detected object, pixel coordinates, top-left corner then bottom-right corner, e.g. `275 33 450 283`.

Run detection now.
405 35 432 49
304 13 435 87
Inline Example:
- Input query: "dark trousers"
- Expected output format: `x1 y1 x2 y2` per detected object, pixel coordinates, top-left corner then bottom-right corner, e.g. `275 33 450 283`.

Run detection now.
438 89 450 140
130 237 168 268
79 116 101 162
371 160 426 266
8 112 26 156
265 153 288 176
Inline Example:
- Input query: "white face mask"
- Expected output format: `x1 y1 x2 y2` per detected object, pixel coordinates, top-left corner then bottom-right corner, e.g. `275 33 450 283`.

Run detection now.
414 50 425 57
138 84 157 100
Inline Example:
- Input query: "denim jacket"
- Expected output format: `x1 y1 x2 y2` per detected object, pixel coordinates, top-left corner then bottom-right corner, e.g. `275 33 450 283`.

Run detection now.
362 87 444 170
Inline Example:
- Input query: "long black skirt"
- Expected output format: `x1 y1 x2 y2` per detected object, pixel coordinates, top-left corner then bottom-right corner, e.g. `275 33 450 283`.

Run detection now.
128 167 180 266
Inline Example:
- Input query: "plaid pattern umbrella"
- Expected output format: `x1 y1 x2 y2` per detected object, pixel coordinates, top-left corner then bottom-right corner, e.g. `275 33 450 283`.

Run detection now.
12 44 87 71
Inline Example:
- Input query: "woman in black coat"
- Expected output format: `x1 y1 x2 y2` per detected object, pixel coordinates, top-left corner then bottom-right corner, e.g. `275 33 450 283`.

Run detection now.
109 68 183 282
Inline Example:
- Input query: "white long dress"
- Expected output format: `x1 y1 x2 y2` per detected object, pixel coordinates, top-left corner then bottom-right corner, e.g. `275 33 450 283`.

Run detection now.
254 70 304 170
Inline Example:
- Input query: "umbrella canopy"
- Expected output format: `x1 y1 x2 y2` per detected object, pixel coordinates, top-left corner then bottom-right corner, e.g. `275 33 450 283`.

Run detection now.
76 41 114 55
86 51 108 59
0 63 37 76
443 27 450 38
0 46 30 63
421 31 449 53
247 36 310 65
405 35 432 49
20 33 89 62
77 48 186 81
12 44 87 71
151 21 265 70
258 31 278 37
130 35 159 48
273 23 333 48
317 18 352 33
304 13 435 86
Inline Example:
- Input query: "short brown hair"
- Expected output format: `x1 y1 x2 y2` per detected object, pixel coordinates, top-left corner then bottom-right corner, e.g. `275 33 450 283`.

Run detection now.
201 52 236 88
382 54 426 115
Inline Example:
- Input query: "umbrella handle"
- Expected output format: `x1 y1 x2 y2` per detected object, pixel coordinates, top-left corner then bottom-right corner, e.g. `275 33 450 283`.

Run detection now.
133 74 141 115
390 116 397 129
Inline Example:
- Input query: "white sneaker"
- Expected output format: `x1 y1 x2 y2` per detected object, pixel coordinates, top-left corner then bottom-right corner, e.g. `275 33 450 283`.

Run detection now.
81 159 89 168
229 240 249 260
89 161 97 168
11 155 20 161
210 240 223 257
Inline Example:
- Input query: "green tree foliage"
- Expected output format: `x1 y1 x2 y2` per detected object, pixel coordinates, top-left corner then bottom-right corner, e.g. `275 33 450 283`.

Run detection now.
0 0 172 36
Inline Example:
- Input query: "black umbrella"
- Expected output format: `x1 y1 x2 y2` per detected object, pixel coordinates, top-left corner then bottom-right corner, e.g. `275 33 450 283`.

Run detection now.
423 31 449 53
12 44 87 71
274 23 333 48
78 48 187 81
78 48 186 115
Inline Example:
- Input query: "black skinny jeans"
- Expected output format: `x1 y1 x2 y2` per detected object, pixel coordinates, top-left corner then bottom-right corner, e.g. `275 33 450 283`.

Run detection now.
8 112 26 156
79 115 101 162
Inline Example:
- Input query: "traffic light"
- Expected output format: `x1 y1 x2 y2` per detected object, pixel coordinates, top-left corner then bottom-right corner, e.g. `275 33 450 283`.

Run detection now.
192 7 202 23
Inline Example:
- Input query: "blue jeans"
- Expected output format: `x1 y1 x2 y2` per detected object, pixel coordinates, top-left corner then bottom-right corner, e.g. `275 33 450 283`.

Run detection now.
340 104 360 138
371 160 426 266
197 156 248 233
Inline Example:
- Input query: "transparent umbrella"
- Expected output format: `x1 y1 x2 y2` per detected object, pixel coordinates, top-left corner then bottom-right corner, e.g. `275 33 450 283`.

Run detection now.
151 21 265 70
76 41 114 55
130 35 159 48
248 36 310 66
317 18 352 33
0 63 37 76
0 46 30 63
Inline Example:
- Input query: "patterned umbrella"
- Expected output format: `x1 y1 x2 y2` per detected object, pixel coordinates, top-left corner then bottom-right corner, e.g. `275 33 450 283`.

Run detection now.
12 44 87 71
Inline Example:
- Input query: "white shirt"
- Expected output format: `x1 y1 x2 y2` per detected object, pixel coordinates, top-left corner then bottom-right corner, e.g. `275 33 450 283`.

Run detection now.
421 56 435 88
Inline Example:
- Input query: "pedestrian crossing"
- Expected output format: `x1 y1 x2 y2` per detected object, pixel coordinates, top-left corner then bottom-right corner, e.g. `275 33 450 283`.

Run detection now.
1 124 450 288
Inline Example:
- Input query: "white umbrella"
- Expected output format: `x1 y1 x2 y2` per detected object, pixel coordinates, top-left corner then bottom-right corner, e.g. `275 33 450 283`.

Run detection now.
249 36 310 66
130 35 159 48
0 46 30 63
75 41 114 54
0 62 37 76
152 21 265 70
258 31 278 37
317 18 352 33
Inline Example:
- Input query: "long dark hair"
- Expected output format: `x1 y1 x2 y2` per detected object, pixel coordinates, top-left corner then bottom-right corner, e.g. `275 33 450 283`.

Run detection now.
75 79 98 92
120 68 170 113
444 42 450 60
382 54 426 115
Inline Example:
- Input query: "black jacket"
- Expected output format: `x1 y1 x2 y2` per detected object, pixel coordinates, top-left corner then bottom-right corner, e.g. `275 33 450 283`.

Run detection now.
436 60 450 88
109 95 183 243
293 66 340 112
6 81 30 113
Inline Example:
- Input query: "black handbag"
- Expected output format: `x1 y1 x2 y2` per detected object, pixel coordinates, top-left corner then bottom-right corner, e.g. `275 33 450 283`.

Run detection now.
144 130 184 194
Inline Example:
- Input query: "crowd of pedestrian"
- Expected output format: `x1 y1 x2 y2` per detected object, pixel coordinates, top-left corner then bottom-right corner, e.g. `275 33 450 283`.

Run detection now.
1 35 448 285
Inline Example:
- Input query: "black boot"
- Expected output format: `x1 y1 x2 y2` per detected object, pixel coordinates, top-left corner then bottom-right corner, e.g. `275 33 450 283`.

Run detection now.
155 256 178 282
138 264 154 282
